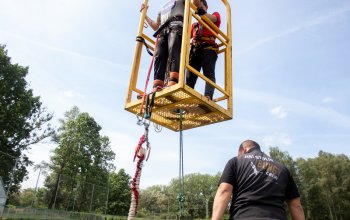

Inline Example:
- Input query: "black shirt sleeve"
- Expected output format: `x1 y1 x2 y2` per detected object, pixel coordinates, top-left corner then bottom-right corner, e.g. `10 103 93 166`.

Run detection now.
285 170 300 200
219 158 236 186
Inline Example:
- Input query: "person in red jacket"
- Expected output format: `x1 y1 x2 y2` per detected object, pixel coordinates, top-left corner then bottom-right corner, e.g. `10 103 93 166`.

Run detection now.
186 0 221 100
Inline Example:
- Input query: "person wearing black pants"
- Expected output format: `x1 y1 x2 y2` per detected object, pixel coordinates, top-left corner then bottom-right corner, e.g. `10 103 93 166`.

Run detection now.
186 0 221 100
186 42 218 100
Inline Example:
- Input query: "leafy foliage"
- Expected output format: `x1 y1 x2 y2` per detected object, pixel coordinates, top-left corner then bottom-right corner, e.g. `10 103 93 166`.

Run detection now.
44 107 115 212
297 151 350 219
138 173 220 219
269 147 350 219
18 188 35 207
0 45 53 196
107 169 132 216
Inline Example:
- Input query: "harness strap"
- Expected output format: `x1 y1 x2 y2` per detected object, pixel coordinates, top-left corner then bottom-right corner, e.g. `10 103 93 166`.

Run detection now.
203 46 219 52
198 36 216 43
136 36 153 56
153 16 183 37
191 42 219 56
192 41 218 48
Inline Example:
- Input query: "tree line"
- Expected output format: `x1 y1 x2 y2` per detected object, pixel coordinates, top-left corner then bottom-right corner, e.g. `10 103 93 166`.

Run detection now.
9 150 350 219
134 147 350 220
1 45 349 219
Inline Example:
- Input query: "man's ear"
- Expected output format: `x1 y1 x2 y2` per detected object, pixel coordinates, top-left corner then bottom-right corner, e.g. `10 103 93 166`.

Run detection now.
244 147 249 154
242 147 249 154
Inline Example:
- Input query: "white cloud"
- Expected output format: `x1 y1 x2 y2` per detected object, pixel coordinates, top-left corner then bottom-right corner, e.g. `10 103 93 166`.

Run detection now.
63 90 74 98
262 133 292 147
237 88 350 128
270 106 287 119
63 90 85 99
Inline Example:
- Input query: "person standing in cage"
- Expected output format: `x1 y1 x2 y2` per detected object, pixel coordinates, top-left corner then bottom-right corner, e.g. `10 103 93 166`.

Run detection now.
140 0 186 92
211 140 305 220
186 0 221 100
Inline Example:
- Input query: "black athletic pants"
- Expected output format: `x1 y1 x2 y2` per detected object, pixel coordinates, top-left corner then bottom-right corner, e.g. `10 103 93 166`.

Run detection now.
154 22 182 82
186 44 218 99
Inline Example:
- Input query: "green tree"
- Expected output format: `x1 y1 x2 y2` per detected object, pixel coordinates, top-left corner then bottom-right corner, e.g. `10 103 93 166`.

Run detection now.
19 188 35 206
139 185 167 214
45 106 115 211
297 151 350 220
269 147 301 219
31 161 49 207
269 148 350 219
138 173 220 219
180 173 219 219
0 45 53 196
34 187 47 208
107 169 131 215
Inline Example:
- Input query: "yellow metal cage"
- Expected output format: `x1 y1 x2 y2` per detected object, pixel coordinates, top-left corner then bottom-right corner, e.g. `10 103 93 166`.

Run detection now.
125 0 233 131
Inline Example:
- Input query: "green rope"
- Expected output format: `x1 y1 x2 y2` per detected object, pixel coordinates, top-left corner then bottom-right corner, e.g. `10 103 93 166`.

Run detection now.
178 109 185 217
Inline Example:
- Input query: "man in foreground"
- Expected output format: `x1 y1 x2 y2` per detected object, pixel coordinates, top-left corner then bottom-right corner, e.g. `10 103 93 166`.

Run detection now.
212 140 305 220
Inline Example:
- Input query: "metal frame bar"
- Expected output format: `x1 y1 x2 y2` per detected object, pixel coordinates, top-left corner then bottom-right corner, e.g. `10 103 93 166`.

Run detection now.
125 0 233 119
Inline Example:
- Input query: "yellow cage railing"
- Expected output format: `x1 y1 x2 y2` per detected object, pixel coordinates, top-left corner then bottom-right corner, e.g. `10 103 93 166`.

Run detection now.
125 0 233 131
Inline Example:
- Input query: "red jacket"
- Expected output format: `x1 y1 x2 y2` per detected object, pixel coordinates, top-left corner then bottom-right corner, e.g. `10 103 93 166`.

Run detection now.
191 12 221 45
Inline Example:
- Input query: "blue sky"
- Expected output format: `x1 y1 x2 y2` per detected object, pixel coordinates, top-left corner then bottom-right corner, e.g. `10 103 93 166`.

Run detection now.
1 0 350 189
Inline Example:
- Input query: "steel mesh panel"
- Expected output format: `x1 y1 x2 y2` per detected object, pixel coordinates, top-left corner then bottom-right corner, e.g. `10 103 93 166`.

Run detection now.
125 88 231 131
154 97 173 106
193 113 226 124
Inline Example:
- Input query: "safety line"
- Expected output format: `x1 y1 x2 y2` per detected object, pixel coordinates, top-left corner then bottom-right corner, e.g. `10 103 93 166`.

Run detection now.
178 110 185 217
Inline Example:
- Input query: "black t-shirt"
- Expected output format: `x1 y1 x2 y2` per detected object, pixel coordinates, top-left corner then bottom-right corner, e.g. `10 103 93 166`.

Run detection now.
219 147 300 220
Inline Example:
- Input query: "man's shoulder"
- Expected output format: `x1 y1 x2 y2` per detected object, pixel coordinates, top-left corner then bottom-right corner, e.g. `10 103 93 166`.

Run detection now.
224 157 239 167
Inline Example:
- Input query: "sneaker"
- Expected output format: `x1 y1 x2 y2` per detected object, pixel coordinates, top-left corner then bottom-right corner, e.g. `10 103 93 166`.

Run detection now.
167 81 177 86
137 93 145 99
151 85 164 93
205 95 212 101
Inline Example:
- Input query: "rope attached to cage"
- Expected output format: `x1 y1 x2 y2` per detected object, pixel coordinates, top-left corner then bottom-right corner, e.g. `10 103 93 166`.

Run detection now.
177 110 185 217
137 36 159 117
128 123 151 220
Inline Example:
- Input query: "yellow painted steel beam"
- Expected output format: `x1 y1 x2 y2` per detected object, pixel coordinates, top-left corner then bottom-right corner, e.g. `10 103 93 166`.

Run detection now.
221 0 233 117
186 65 229 97
126 0 150 104
125 0 233 130
191 13 228 47
141 33 155 45
190 4 229 42
133 88 144 95
213 95 228 102
178 0 192 88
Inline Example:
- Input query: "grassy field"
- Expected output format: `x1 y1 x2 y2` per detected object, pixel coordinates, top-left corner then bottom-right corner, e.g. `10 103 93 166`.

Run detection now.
0 207 111 220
